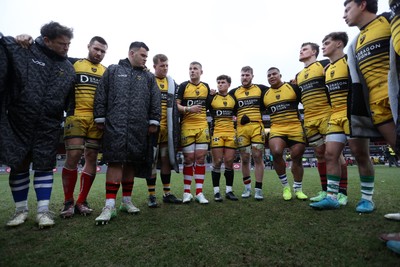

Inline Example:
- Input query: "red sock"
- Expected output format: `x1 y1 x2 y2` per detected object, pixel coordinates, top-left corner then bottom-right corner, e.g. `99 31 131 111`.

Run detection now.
195 164 206 195
62 167 78 202
122 179 134 197
76 172 95 204
106 182 120 199
183 165 193 193
317 162 327 191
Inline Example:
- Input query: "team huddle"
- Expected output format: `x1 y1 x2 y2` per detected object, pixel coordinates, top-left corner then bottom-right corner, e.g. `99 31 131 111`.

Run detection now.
0 1 399 250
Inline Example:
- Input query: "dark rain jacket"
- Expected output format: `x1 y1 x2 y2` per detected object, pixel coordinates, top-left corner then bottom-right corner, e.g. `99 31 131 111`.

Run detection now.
94 58 161 177
0 35 75 170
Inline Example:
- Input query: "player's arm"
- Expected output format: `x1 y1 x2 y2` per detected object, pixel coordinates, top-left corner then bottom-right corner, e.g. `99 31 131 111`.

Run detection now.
291 83 302 105
258 84 269 113
176 81 189 113
228 87 239 116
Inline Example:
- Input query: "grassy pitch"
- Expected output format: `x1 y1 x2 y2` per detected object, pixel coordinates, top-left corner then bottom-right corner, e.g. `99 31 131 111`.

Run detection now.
0 165 399 266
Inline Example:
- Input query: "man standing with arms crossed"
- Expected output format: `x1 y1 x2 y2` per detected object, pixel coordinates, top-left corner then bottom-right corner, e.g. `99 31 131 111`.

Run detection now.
145 54 182 207
61 36 108 218
229 66 268 200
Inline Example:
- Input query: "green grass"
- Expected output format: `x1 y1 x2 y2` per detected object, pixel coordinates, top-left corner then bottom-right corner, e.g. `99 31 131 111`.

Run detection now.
0 166 399 266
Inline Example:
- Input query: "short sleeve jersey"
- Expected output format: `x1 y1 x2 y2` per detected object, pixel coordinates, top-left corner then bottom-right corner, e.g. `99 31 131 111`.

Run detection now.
208 93 236 135
71 59 107 116
177 81 210 130
325 56 349 119
229 84 268 124
391 12 400 56
355 14 391 103
156 77 168 128
296 61 331 121
262 82 302 127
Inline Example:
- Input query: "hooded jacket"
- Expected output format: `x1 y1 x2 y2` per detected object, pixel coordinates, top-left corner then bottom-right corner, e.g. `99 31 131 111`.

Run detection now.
94 58 161 176
0 35 75 170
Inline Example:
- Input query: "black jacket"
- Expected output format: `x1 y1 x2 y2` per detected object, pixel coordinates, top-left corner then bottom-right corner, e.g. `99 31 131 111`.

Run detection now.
94 58 161 176
0 35 75 170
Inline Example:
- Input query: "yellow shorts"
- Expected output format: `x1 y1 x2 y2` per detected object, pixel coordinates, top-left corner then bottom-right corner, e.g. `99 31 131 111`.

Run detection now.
236 122 265 148
158 126 168 144
303 116 329 139
64 115 102 140
370 98 393 126
180 127 210 147
269 124 305 144
210 134 237 149
327 116 350 135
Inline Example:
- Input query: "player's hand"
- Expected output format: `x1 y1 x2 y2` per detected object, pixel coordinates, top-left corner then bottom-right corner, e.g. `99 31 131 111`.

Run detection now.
189 104 202 113
210 89 217 95
15 34 33 49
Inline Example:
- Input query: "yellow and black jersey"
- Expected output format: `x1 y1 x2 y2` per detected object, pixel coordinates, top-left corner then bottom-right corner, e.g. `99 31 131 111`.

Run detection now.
391 13 400 56
325 56 349 119
296 60 331 120
355 13 391 103
177 80 210 130
207 93 236 135
228 84 268 124
156 77 170 129
262 82 302 126
69 59 107 116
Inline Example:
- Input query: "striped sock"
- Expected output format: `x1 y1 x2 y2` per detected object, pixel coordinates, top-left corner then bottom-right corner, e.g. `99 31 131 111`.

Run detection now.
121 178 133 201
278 174 289 187
160 174 171 195
360 175 374 201
34 170 53 213
183 164 193 193
9 171 30 212
146 177 156 196
195 164 206 195
243 176 251 190
327 174 340 198
106 182 120 200
293 181 302 192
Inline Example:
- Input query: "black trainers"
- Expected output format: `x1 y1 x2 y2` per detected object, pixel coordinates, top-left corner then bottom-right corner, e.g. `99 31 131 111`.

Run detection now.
214 192 223 202
162 193 182 204
147 195 158 208
226 191 238 201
